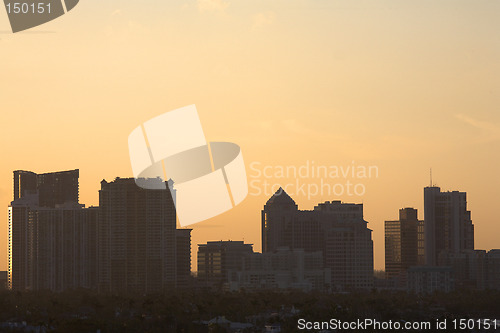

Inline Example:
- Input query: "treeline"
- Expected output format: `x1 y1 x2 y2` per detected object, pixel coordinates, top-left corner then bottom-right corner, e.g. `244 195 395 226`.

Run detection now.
0 289 499 332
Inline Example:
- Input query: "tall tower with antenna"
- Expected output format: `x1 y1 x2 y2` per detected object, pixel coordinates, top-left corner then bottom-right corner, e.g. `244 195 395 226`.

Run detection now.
423 183 474 266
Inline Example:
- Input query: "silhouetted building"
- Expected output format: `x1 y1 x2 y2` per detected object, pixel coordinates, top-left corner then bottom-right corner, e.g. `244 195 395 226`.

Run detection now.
424 187 474 266
9 170 192 293
33 204 98 291
486 250 500 290
407 266 455 294
436 249 500 291
8 195 37 290
176 229 192 288
198 241 254 286
13 170 37 201
8 169 97 291
385 208 422 283
98 178 177 293
438 249 486 290
227 247 330 292
262 188 373 291
418 220 425 265
0 271 7 289
14 169 79 208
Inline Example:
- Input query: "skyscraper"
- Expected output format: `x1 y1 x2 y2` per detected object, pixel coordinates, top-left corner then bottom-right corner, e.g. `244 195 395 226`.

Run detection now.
385 208 422 281
262 188 373 291
13 169 79 208
98 177 178 293
33 204 98 291
176 229 193 288
424 187 474 266
8 169 96 291
8 195 37 290
13 170 37 201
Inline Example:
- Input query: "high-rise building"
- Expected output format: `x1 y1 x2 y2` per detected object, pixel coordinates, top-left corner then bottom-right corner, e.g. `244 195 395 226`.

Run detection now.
13 169 79 208
8 194 37 290
424 187 474 266
418 220 425 265
385 208 423 280
33 204 98 291
261 190 311 253
98 177 178 293
0 271 7 290
13 170 37 201
10 170 192 293
315 200 373 291
197 241 254 285
176 229 192 288
262 188 373 291
8 169 97 291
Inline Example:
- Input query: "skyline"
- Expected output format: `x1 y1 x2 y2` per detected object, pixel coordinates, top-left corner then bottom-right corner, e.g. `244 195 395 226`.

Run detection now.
4 167 497 274
2 0 500 272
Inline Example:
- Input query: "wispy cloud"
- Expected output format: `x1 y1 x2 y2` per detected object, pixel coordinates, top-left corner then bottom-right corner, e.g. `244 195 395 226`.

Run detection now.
197 0 229 12
111 9 122 17
455 114 500 142
252 11 275 30
105 8 149 40
455 114 498 131
255 118 334 141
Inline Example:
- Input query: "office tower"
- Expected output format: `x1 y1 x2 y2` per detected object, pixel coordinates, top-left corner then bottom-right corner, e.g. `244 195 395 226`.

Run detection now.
262 188 374 291
318 201 373 291
385 208 422 280
424 187 474 266
176 229 192 288
98 178 177 293
261 189 306 253
13 169 79 208
197 241 254 285
8 169 97 291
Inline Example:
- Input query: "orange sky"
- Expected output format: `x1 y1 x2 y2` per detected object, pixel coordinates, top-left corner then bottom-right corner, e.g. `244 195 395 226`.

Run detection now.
1 0 499 271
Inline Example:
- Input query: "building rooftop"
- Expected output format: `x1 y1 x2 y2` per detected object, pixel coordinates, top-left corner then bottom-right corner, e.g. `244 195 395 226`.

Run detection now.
265 187 296 206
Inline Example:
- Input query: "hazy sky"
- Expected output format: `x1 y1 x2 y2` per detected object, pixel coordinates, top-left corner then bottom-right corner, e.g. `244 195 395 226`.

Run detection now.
1 0 499 271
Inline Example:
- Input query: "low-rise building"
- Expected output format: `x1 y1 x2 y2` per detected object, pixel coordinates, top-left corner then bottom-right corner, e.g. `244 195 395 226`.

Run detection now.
227 247 330 292
407 266 454 294
438 249 486 290
197 241 254 287
486 250 500 290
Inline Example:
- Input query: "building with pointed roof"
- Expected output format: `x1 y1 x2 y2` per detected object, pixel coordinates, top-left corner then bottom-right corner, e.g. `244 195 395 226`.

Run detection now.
262 188 373 291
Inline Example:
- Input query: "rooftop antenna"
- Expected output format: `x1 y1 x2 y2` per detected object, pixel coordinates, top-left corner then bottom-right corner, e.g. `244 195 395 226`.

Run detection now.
430 168 433 187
